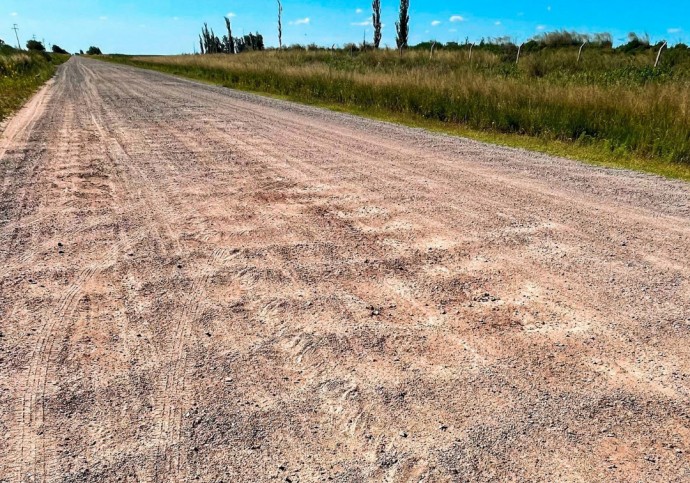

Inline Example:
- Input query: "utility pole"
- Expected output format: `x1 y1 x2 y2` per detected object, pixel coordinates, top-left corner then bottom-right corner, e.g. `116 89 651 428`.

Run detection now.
12 24 21 49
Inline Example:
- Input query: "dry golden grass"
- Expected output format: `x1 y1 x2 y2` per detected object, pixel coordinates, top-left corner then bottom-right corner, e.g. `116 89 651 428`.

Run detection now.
117 48 690 164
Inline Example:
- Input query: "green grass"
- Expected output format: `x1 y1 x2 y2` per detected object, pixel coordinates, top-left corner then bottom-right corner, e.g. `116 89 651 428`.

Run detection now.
102 49 690 182
0 48 68 123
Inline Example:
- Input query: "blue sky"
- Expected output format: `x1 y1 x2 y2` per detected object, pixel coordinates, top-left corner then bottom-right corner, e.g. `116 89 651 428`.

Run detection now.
1 1 687 54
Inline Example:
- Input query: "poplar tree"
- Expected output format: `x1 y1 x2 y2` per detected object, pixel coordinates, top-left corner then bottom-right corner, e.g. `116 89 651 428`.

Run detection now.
225 17 235 54
395 0 409 51
372 0 382 49
277 0 283 49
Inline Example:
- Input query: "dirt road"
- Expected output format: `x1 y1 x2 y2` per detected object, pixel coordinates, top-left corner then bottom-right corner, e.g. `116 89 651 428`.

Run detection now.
1 57 689 482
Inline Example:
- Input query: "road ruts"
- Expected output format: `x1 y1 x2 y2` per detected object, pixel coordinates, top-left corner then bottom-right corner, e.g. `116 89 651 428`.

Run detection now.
0 57 689 482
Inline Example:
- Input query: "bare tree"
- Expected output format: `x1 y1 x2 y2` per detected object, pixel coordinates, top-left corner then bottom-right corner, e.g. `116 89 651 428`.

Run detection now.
655 41 667 68
395 0 409 52
277 0 283 50
577 41 586 62
372 0 382 49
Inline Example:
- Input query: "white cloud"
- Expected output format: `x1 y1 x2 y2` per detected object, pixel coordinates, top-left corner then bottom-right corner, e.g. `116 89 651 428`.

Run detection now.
226 12 236 18
536 25 546 31
351 20 371 26
431 20 441 26
290 17 310 25
449 15 465 23
356 8 363 14
495 21 502 26
547 6 552 11
668 28 682 34
99 16 108 21
10 12 18 16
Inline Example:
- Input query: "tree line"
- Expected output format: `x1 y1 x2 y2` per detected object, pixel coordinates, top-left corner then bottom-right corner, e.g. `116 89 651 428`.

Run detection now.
11 39 100 56
201 3 681 58
198 19 265 54
198 0 408 54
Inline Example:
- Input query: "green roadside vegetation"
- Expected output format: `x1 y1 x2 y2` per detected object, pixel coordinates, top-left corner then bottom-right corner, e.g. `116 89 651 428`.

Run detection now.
0 43 69 124
102 33 690 181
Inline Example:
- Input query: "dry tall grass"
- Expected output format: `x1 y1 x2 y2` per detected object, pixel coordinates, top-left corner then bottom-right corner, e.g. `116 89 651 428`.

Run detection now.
126 48 690 163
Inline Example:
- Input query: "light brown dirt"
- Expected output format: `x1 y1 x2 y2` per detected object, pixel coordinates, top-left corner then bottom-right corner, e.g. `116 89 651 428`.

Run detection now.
1 57 689 482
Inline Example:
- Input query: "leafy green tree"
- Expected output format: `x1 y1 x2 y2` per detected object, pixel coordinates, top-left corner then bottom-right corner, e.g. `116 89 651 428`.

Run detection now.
26 39 46 51
395 0 409 50
86 46 102 55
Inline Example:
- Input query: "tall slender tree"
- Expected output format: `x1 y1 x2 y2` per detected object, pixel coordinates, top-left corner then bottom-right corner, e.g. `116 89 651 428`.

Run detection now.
277 0 283 50
372 0 382 49
395 0 410 51
225 16 235 54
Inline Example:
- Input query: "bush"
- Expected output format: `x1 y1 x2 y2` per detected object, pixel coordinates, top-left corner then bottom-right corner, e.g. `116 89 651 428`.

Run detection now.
26 40 46 52
86 46 102 55
52 45 69 55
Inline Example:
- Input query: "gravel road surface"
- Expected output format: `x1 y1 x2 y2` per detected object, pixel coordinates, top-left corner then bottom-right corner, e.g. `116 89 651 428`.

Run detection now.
1 57 689 481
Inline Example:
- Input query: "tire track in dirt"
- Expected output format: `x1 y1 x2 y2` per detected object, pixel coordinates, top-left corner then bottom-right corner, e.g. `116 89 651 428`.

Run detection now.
3 57 690 481
74 61 247 479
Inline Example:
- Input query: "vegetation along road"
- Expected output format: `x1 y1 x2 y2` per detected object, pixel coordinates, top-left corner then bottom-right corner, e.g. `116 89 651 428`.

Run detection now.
1 57 689 481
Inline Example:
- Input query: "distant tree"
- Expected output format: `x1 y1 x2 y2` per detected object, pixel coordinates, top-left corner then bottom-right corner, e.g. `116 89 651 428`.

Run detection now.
225 17 235 54
198 19 264 55
0 38 5 46
372 0 382 49
200 23 223 54
86 46 102 55
277 0 283 50
395 0 409 51
618 32 651 54
52 44 69 54
26 39 46 51
79 49 84 55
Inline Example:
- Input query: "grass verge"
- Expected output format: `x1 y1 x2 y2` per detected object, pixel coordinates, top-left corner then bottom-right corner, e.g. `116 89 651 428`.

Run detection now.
0 51 69 124
101 54 690 182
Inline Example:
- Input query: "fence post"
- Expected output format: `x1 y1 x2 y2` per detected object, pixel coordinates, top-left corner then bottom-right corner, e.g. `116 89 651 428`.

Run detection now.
516 43 523 64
